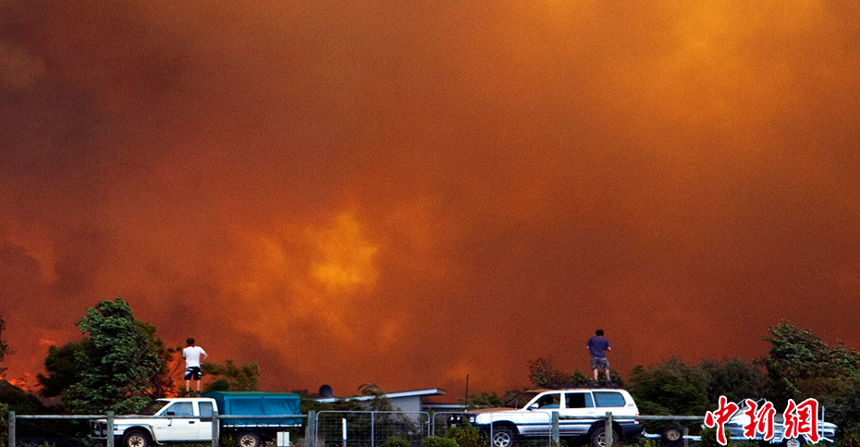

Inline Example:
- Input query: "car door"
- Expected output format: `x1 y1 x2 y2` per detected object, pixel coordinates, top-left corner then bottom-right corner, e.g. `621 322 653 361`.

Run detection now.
197 401 215 441
521 392 561 436
560 391 598 435
154 402 200 441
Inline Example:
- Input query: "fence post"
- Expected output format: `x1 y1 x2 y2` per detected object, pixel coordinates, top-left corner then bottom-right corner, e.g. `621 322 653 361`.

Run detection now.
8 411 14 447
342 418 347 447
371 412 375 447
551 412 559 446
605 412 613 447
212 411 219 447
305 410 316 447
107 411 115 447
683 426 689 447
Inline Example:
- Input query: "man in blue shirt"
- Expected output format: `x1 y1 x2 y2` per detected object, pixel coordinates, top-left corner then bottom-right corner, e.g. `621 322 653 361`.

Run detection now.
587 329 611 383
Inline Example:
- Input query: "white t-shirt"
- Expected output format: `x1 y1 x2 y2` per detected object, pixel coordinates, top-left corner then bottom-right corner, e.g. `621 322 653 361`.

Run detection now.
183 346 207 368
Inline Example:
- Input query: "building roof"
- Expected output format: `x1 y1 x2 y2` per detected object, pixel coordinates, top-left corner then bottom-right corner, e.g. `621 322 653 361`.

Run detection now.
315 388 446 404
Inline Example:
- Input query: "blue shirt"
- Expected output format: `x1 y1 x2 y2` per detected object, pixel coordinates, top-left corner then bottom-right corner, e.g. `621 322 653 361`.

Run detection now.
587 336 610 357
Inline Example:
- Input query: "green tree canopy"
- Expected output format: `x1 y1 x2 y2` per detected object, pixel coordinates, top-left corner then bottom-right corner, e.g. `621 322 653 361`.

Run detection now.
761 321 860 403
0 313 9 374
202 360 259 392
760 321 860 434
628 358 711 416
36 298 172 413
527 357 597 388
700 357 765 404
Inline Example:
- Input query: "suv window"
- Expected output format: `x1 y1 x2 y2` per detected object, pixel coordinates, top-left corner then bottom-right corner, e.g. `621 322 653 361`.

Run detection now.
534 392 561 409
564 392 594 409
593 391 626 408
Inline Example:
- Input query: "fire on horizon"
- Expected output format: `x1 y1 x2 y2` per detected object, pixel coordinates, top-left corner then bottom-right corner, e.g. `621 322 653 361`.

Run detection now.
1 1 859 396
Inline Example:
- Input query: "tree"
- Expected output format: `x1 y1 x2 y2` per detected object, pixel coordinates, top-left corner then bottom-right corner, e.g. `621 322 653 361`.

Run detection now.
202 360 259 392
527 357 594 388
0 313 9 374
760 321 860 434
358 383 394 411
38 341 92 398
700 358 765 404
761 321 831 402
628 358 711 416
37 298 170 413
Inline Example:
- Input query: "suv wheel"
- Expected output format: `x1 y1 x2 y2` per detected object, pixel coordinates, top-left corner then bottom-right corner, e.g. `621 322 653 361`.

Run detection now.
591 426 622 447
491 426 517 447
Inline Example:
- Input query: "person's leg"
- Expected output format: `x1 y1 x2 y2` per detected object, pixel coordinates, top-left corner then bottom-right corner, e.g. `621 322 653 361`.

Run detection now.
605 368 611 382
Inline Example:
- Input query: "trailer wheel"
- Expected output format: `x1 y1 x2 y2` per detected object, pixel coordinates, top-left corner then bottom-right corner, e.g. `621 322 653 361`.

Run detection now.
661 425 684 447
236 431 262 447
122 430 151 447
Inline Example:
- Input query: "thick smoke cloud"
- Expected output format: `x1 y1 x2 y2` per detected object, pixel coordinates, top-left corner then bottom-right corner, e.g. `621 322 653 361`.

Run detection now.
1 0 859 396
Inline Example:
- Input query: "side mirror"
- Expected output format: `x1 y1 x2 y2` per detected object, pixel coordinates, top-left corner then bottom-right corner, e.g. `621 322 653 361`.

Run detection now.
167 411 175 416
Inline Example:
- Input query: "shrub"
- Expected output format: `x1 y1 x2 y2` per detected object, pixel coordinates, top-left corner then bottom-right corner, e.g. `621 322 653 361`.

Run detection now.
446 423 486 447
382 438 410 447
699 427 732 447
0 402 8 446
422 436 459 447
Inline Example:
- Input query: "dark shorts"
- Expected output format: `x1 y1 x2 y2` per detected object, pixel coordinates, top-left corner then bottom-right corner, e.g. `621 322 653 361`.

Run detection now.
185 366 202 380
591 356 609 371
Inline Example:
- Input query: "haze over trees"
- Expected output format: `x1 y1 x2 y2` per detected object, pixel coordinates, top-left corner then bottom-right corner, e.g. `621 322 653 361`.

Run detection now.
3 299 860 440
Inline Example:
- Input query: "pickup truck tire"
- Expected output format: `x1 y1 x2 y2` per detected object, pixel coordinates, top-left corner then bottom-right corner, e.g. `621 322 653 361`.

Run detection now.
783 439 804 447
491 426 517 447
590 426 622 447
236 430 262 447
661 425 684 447
122 430 151 447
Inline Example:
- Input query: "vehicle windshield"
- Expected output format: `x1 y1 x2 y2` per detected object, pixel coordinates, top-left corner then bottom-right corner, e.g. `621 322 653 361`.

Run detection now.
138 401 170 415
505 392 540 409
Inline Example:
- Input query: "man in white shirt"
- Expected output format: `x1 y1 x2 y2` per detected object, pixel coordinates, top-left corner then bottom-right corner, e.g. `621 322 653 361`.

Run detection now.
182 338 208 395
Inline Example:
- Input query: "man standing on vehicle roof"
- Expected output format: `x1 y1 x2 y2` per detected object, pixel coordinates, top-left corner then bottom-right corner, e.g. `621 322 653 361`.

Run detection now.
587 329 611 383
183 338 208 395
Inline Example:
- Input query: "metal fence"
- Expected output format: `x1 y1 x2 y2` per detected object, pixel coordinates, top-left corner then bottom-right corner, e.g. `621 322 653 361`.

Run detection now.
5 411 705 447
312 411 431 447
6 412 308 447
432 412 554 446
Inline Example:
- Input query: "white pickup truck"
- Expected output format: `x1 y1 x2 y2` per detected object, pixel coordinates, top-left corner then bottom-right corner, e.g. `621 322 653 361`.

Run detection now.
90 392 302 447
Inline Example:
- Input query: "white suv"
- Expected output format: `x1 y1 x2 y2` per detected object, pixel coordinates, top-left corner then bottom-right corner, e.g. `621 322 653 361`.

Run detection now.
455 388 642 447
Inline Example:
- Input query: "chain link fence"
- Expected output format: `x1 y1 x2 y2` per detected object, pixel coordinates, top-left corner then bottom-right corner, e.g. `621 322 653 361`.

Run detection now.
5 410 707 447
312 411 430 447
432 412 554 447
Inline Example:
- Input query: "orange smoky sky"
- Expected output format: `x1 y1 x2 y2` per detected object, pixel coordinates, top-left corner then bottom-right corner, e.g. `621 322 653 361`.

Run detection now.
1 1 860 398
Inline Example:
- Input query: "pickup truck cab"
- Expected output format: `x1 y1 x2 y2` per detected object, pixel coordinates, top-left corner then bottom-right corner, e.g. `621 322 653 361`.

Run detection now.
91 398 215 447
456 388 642 447
91 392 302 447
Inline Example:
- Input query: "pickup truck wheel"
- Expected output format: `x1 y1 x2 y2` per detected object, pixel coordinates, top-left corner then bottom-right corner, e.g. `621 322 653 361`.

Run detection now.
236 431 262 447
661 425 684 447
491 426 516 447
783 439 804 447
591 426 622 447
122 430 151 447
